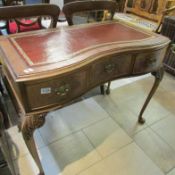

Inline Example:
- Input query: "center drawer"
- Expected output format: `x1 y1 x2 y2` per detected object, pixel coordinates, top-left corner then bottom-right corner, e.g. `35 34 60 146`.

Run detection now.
91 54 132 85
24 70 87 111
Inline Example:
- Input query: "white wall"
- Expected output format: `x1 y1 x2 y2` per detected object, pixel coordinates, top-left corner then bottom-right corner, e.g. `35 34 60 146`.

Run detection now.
50 0 63 8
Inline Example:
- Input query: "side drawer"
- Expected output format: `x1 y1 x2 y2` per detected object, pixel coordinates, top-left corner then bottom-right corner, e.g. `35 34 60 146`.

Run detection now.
24 70 87 111
91 54 132 85
133 49 165 74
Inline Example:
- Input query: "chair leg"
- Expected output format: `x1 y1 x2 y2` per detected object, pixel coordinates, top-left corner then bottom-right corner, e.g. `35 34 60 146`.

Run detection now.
100 81 111 95
106 81 111 95
100 85 105 95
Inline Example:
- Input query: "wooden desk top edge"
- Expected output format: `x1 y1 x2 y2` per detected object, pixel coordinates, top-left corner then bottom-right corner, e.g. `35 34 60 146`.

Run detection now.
0 21 170 82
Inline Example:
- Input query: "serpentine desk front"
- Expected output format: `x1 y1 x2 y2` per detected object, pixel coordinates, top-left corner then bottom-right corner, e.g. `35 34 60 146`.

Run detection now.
0 21 170 175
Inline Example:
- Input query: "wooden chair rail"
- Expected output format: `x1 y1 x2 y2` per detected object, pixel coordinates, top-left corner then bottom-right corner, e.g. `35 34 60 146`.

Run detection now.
156 5 175 33
0 4 60 21
2 0 50 6
0 4 60 34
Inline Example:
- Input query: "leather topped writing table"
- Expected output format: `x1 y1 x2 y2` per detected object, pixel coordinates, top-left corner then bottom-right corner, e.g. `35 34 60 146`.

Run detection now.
0 21 170 175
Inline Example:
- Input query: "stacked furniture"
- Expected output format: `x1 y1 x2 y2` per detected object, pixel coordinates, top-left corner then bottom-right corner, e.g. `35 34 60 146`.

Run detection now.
115 0 175 31
161 16 175 75
125 0 175 22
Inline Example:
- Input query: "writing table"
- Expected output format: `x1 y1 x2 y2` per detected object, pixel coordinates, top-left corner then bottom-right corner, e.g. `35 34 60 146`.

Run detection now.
0 21 170 175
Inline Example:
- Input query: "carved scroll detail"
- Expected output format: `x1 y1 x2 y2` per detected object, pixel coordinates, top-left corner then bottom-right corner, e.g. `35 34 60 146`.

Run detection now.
22 114 46 140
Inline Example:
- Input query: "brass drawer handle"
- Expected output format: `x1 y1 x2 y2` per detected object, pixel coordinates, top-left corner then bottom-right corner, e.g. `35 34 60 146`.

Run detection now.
104 63 116 73
147 57 157 65
55 84 71 96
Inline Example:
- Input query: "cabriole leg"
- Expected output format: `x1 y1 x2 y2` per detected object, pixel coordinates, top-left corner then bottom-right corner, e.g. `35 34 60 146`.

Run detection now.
21 114 46 175
138 67 164 124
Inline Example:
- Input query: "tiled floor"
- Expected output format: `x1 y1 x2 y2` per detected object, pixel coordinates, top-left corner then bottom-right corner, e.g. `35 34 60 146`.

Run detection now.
6 72 175 175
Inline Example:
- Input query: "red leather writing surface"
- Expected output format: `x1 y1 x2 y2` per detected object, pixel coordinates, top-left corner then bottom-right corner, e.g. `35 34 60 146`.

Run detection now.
11 22 149 66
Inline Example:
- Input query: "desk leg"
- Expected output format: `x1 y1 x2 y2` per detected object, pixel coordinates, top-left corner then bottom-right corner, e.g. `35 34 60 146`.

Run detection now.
21 114 46 175
138 67 164 124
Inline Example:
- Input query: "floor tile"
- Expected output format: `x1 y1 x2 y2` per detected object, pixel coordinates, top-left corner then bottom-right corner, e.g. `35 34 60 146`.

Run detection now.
94 76 169 126
167 168 175 175
160 72 175 92
6 126 19 137
110 73 150 90
7 132 29 160
153 91 175 115
39 131 101 175
94 95 147 136
124 94 170 125
78 143 164 175
151 115 175 151
39 98 108 144
110 75 166 105
6 73 175 175
83 118 132 157
109 75 162 102
108 82 147 103
13 154 39 175
7 129 45 160
110 78 134 89
134 128 175 173
134 74 160 91
34 130 46 149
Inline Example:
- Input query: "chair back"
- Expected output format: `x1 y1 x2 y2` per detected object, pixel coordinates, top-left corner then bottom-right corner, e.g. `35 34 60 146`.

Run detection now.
2 0 23 6
63 0 118 25
0 4 60 34
3 0 50 6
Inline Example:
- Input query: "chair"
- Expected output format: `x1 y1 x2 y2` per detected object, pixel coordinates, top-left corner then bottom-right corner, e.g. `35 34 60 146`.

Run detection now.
0 4 60 95
63 0 117 25
2 0 49 5
0 4 60 34
2 0 24 6
114 0 175 32
156 5 175 33
63 0 118 94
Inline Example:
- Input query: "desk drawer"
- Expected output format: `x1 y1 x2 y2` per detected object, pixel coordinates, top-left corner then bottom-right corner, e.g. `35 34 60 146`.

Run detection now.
133 50 164 74
91 54 132 84
25 70 87 111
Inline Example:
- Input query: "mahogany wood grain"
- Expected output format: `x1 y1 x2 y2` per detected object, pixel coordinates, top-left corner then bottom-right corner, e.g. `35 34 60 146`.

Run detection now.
63 0 118 94
0 21 170 112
